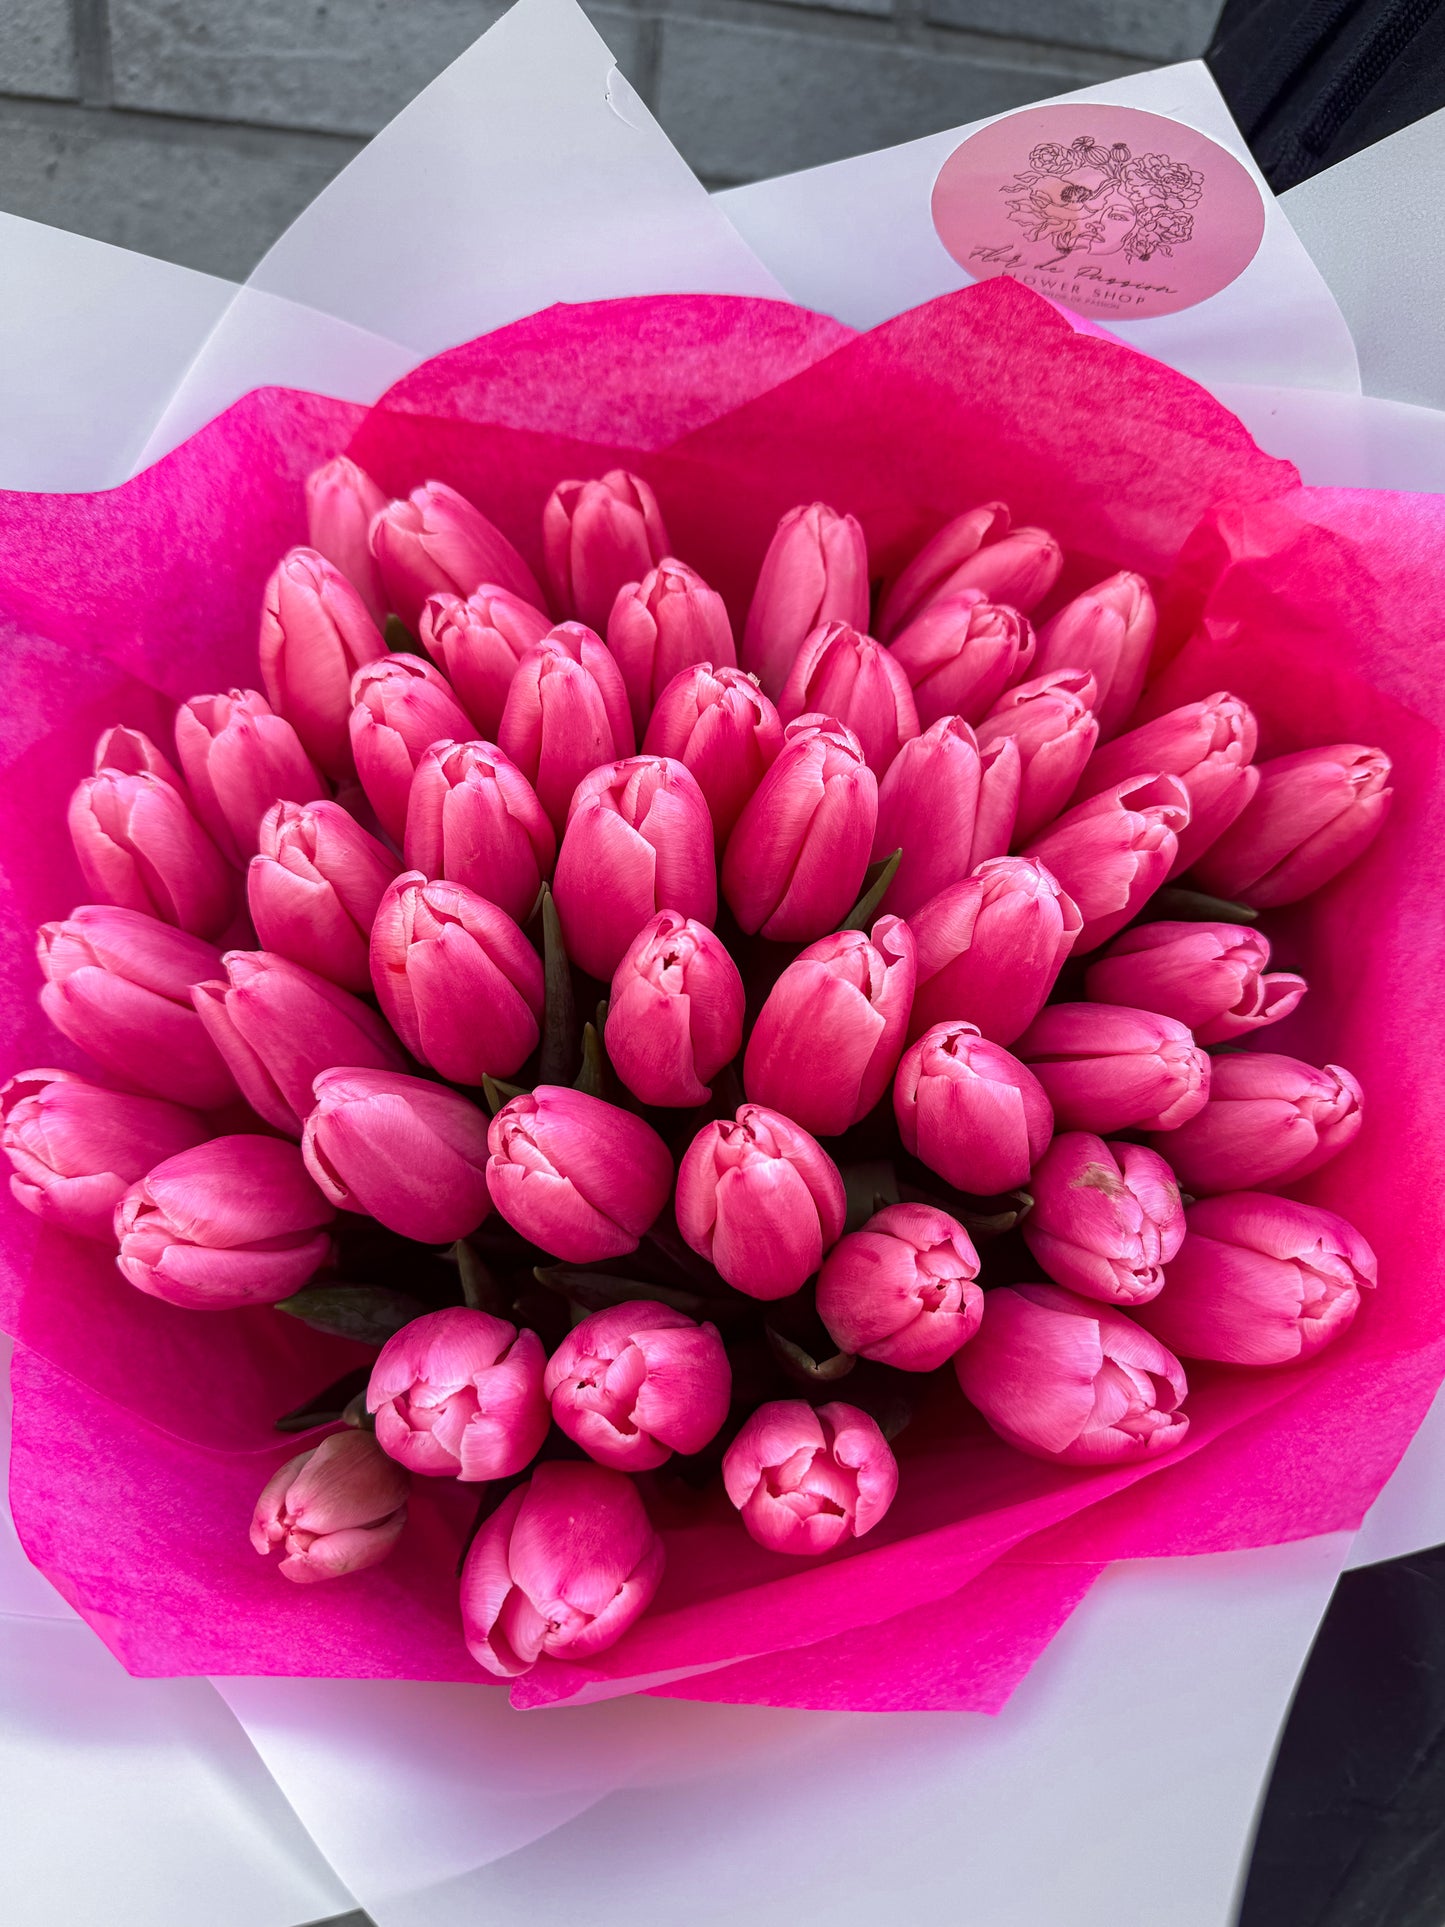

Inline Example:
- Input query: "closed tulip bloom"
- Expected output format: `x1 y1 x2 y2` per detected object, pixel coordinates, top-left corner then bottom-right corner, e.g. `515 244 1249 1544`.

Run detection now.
1188 744 1393 907
894 1022 1052 1194
817 1203 983 1372
115 1134 334 1307
403 738 554 923
1022 1133 1184 1306
305 455 390 623
723 1401 898 1556
977 667 1100 843
643 662 783 848
909 857 1082 1045
608 559 736 735
605 911 745 1107
38 905 236 1109
92 724 184 789
1015 1003 1210 1133
956 1283 1189 1465
248 799 400 993
1084 921 1307 1046
418 587 551 741
876 501 1011 637
1075 693 1260 875
461 1460 664 1677
545 1301 731 1471
888 596 1036 728
370 873 543 1084
259 548 387 777
68 768 234 938
543 470 670 632
193 950 405 1137
778 621 919 776
368 1308 549 1482
498 625 635 833
487 1086 673 1263
370 480 543 630
744 915 916 1136
304 1067 492 1243
676 1103 846 1299
1023 773 1190 952
1 1068 207 1242
1152 1054 1363 1195
721 716 878 941
872 716 986 918
251 1431 408 1584
175 688 326 865
348 655 474 844
742 502 869 698
1032 571 1156 738
553 756 716 982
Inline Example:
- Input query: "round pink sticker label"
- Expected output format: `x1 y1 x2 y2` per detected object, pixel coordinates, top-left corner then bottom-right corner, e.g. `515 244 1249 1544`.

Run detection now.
931 103 1266 320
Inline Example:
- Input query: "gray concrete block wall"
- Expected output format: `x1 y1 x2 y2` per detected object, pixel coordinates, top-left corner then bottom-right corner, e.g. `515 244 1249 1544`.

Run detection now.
0 0 1223 278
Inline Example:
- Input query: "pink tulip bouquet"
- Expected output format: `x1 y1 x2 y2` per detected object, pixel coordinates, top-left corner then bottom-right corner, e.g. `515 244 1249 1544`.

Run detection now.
1 282 1440 1713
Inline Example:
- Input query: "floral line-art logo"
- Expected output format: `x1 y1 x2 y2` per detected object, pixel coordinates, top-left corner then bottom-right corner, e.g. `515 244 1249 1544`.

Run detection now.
1002 133 1205 267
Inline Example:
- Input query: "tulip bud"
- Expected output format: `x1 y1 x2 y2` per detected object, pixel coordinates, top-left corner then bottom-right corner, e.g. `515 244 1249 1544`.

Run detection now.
259 548 387 778
1075 693 1260 876
1015 1003 1210 1133
192 950 405 1137
461 1460 664 1676
1 1067 208 1242
115 1134 334 1307
370 873 543 1085
605 911 745 1107
251 1431 407 1584
1152 1053 1363 1195
92 724 183 789
1033 571 1156 737
908 856 1081 1045
487 1086 673 1262
817 1203 982 1372
305 455 389 623
676 1103 846 1299
174 688 326 866
497 625 635 834
894 1021 1052 1194
418 587 551 741
545 1301 731 1471
1023 773 1190 952
553 756 716 982
956 1283 1189 1465
977 667 1100 842
403 738 554 923
887 597 1036 729
348 655 474 844
889 523 1063 641
248 799 400 994
1188 744 1393 908
1084 921 1307 1046
370 480 543 630
643 662 783 848
38 905 236 1109
723 1401 898 1555
68 769 235 938
607 558 736 735
871 716 985 918
744 915 915 1136
368 1307 549 1481
742 502 869 698
304 1067 492 1244
721 715 878 941
1022 1133 1183 1305
543 470 670 632
876 501 1010 637
777 621 919 776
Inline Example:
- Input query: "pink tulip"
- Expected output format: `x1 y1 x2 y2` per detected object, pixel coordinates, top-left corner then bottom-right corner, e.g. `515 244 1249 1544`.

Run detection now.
1151 1053 1363 1194
368 1308 549 1481
1188 744 1394 908
497 624 635 834
545 1301 731 1471
777 621 919 776
876 501 1012 637
192 950 405 1137
872 716 987 918
403 738 554 923
1 1067 207 1243
303 1067 492 1244
894 1021 1052 1195
816 1203 983 1371
174 688 326 866
251 1431 408 1584
543 470 670 632
1033 571 1156 737
643 662 783 848
1138 1192 1376 1366
888 596 1036 728
909 857 1082 1045
369 873 543 1085
461 1460 664 1676
1014 1003 1210 1133
305 455 390 623
1022 1133 1184 1306
742 502 869 698
676 1103 846 1299
418 587 552 741
248 799 400 994
92 724 183 789
115 1133 334 1307
721 715 878 941
370 480 543 630
37 905 236 1109
487 1086 673 1262
605 911 745 1107
956 1283 1189 1465
744 915 915 1136
553 756 716 981
259 547 387 777
977 667 1100 842
68 768 234 938
1084 921 1307 1046
607 559 736 734
972 734 1022 866
1023 773 1190 951
723 1401 897 1555
348 655 474 844
1074 693 1260 875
